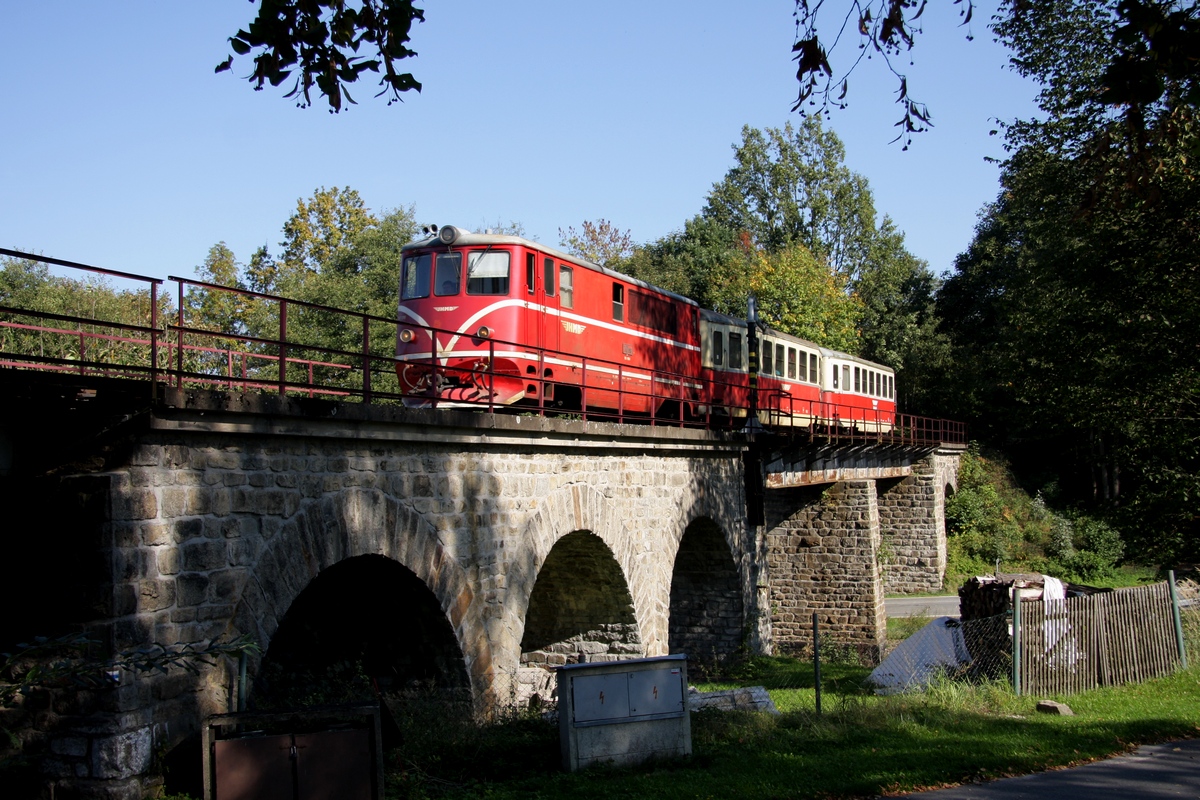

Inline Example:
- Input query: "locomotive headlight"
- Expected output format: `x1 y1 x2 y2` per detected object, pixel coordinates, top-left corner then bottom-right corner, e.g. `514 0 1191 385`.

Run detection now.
399 329 416 343
476 326 491 339
438 225 461 245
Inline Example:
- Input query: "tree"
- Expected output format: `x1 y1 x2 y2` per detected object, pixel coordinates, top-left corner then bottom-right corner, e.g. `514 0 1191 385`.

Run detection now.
217 0 425 112
713 241 864 352
558 220 635 267
936 0 1200 563
791 0 1200 149
702 119 879 279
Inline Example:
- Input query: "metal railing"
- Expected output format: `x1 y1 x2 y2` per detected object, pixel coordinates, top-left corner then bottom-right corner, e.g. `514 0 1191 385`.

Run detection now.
0 248 967 445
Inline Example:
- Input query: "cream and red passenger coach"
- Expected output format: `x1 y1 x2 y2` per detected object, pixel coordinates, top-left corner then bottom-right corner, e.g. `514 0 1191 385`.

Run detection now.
395 226 895 430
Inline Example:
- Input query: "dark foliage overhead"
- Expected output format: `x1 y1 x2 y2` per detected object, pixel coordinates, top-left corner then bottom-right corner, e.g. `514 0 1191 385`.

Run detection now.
216 0 424 112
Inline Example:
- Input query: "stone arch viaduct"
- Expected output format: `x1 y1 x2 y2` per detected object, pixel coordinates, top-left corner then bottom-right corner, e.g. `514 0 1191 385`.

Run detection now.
0 376 961 798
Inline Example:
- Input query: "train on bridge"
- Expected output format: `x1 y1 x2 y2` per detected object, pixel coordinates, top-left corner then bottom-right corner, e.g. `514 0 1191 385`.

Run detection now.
395 225 896 431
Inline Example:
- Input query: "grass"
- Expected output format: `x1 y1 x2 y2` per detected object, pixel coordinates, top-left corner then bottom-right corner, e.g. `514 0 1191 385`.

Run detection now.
379 660 1200 800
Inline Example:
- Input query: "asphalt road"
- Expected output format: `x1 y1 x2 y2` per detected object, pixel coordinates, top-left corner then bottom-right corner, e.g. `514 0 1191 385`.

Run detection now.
896 738 1200 798
885 595 961 618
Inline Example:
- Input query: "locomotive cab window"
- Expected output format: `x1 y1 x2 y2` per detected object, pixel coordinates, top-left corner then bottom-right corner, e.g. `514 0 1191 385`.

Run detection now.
434 252 461 296
713 331 724 366
560 265 574 308
612 283 625 322
526 253 535 295
467 251 510 295
401 254 431 300
729 332 743 369
543 257 555 297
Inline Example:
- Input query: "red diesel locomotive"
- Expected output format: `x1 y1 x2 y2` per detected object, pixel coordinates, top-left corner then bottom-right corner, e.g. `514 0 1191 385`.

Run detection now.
394 225 895 430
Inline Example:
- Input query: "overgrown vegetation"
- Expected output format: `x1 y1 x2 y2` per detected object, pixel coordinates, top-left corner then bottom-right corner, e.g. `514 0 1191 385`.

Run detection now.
943 445 1155 591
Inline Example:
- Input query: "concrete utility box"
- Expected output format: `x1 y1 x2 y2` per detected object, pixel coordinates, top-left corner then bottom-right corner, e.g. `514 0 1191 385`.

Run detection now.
557 654 690 771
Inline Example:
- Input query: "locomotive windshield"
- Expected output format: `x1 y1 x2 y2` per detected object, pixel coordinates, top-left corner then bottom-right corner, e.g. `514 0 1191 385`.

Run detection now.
467 251 510 295
401 252 463 299
402 249 512 298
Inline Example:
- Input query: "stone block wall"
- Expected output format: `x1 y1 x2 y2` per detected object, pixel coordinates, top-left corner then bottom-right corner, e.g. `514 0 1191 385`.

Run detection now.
19 404 751 798
764 481 886 660
878 452 959 595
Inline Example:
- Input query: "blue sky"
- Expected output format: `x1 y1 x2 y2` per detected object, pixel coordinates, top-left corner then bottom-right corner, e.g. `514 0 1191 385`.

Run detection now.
1 2 1039 284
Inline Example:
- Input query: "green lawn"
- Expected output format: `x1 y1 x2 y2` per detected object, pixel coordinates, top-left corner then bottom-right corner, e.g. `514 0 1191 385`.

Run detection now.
383 661 1200 799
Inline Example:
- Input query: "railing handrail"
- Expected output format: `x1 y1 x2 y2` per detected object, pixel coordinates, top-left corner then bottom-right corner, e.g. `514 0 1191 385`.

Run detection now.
1 250 968 443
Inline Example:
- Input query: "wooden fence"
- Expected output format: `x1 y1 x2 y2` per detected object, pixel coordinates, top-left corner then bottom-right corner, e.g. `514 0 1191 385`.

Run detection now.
1015 582 1185 696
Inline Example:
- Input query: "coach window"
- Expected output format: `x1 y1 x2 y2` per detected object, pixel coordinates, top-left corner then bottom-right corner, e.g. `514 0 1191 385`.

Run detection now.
713 331 724 366
526 253 536 295
560 266 574 308
434 252 461 296
467 251 510 295
775 343 785 377
809 354 818 384
543 257 555 297
612 283 625 322
843 365 851 391
729 332 743 369
888 375 894 399
854 366 861 392
762 340 773 375
401 254 431 300
787 347 797 380
832 364 839 389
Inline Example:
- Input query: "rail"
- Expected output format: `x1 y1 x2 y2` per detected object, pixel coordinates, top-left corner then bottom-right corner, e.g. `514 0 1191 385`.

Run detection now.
0 248 967 445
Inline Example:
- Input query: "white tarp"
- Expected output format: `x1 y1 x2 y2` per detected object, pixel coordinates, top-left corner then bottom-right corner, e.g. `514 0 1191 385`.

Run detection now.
869 617 973 693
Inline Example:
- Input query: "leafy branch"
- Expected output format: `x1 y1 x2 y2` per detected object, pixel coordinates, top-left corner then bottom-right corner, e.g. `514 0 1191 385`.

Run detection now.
791 0 977 148
216 0 425 112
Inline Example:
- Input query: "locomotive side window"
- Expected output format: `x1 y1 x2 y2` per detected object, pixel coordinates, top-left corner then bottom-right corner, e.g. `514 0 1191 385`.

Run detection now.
434 252 461 296
612 283 625 322
467 251 510 295
775 343 785 377
810 354 818 384
788 347 797 380
560 266 574 308
401 254 431 300
729 332 743 369
630 291 678 336
543 257 555 297
526 253 535 295
762 340 772 375
713 330 724 366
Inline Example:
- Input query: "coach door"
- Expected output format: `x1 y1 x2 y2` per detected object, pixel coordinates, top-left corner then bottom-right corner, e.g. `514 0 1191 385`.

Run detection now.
524 251 561 359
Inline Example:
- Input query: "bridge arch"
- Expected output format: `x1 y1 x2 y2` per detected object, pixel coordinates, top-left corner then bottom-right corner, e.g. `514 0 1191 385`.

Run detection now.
668 516 745 663
230 488 491 705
